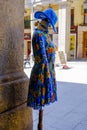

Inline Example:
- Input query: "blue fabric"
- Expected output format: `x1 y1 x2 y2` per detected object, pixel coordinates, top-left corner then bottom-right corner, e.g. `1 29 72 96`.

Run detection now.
34 8 58 32
27 29 57 110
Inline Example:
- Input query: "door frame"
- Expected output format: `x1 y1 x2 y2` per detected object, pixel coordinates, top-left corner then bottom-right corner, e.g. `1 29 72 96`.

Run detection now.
83 31 87 58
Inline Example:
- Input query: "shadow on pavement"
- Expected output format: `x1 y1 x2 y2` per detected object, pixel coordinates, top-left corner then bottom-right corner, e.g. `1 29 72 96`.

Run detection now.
33 81 87 130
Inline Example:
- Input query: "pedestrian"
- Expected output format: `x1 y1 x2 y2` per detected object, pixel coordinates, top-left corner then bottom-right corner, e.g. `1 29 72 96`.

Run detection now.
27 8 58 130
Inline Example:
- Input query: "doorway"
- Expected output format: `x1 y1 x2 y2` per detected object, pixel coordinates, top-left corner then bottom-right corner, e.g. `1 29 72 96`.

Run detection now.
83 32 87 58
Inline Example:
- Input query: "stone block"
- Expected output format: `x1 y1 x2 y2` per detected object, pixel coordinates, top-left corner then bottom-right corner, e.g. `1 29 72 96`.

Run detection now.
0 72 29 113
0 104 33 130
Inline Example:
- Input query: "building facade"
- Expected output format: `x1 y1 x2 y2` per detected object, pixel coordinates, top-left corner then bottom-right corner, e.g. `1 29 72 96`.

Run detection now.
24 0 87 61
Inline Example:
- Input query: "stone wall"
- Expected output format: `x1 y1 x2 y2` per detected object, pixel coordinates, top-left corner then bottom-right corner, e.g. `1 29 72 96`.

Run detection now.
0 0 33 130
72 0 84 26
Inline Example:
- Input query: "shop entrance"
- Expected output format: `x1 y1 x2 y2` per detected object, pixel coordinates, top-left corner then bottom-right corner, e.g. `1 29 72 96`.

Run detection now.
83 32 87 58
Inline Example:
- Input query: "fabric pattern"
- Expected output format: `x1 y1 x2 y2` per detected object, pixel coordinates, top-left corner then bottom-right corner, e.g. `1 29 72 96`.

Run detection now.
27 29 57 110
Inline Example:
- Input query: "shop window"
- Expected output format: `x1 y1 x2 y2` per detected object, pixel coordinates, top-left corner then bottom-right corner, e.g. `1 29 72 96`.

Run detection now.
71 9 74 26
24 19 30 29
24 15 30 29
84 9 87 24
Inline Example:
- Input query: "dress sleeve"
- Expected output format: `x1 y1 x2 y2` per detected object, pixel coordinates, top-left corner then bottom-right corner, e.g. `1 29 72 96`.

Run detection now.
34 31 51 86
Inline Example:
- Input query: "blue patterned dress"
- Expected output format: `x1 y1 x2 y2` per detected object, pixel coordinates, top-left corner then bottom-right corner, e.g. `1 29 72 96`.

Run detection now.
27 29 57 110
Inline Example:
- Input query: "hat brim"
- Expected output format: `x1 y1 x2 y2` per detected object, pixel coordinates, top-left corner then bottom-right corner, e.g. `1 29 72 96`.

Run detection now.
34 11 57 32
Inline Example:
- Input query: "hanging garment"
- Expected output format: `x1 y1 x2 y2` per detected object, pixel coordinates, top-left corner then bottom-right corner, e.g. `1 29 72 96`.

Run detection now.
27 29 57 110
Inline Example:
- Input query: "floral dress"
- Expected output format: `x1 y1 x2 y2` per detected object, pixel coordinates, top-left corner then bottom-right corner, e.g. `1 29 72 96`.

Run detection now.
27 29 57 110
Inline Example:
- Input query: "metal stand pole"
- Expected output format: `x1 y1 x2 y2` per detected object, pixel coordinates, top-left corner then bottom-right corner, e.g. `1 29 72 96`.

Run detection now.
38 108 43 130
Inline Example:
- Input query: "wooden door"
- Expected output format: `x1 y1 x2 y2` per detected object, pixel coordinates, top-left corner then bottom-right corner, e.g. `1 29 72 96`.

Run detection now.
83 32 87 58
27 41 31 56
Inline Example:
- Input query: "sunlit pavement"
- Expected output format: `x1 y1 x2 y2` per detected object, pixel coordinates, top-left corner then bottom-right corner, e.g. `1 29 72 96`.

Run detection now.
24 61 87 130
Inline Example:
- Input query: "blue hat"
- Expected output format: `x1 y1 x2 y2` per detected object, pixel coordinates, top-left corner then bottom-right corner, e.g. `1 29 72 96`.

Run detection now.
34 8 58 32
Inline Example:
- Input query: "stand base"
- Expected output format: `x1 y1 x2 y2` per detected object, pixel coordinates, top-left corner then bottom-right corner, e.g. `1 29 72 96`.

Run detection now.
38 109 43 130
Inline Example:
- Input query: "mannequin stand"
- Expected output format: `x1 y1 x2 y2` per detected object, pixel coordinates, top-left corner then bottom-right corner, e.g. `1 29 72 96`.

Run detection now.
38 108 43 130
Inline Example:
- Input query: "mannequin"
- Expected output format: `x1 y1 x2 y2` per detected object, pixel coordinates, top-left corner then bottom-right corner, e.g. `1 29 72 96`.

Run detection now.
27 8 58 130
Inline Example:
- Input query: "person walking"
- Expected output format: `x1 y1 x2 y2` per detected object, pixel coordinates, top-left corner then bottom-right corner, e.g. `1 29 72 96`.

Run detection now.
27 8 58 130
